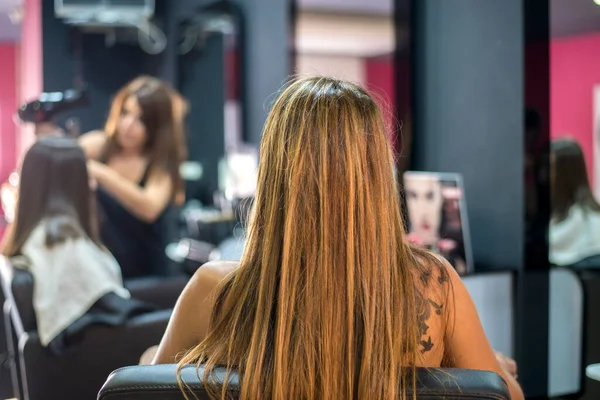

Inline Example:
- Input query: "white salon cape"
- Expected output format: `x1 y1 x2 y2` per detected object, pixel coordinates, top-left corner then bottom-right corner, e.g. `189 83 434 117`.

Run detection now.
12 223 130 346
550 205 600 266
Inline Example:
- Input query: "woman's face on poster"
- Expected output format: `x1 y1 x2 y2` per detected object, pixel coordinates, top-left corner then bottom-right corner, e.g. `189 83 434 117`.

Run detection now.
405 176 443 246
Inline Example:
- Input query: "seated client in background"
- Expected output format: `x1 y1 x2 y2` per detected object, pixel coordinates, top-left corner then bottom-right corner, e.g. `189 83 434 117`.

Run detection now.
151 77 523 400
1 137 132 354
79 76 188 278
550 137 600 267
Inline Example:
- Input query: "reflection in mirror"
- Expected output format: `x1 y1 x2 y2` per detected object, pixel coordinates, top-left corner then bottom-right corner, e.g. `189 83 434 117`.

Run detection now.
548 0 600 398
174 2 256 267
549 0 600 271
180 1 243 153
178 1 256 207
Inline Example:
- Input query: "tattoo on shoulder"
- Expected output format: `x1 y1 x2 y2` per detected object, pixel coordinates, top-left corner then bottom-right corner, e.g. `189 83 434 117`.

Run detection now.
420 268 433 286
428 299 443 316
420 265 449 287
415 288 445 354
420 336 434 353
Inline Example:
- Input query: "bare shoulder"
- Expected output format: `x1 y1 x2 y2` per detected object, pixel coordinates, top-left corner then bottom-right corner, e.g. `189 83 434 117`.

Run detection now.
412 250 454 302
151 261 238 364
177 260 239 330
188 261 238 297
78 130 107 159
190 261 238 290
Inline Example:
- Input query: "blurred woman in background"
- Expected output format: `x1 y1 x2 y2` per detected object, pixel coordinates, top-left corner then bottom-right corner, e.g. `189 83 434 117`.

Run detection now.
1 138 131 353
550 138 600 267
79 76 188 278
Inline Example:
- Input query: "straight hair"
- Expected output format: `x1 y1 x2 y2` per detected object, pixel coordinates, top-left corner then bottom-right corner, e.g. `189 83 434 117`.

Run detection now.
178 77 449 399
551 138 600 222
3 137 99 257
100 76 187 200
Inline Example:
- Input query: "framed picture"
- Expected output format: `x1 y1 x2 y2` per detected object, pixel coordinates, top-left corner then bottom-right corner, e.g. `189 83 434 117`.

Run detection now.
403 171 474 275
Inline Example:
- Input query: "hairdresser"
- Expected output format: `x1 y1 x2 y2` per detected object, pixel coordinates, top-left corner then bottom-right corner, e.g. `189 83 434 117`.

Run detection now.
79 76 188 279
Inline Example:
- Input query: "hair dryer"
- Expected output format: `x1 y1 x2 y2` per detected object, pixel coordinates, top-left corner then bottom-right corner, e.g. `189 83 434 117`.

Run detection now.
17 86 89 124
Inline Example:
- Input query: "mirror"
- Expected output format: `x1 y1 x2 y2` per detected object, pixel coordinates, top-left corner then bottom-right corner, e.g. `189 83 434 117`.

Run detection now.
177 0 250 205
547 0 600 397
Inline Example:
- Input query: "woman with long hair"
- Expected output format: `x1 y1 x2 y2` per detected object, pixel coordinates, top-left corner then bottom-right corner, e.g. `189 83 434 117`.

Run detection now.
151 77 523 400
1 137 130 352
79 76 188 278
550 138 600 266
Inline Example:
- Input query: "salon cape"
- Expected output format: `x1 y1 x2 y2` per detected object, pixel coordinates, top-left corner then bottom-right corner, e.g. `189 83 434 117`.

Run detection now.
550 205 600 266
13 223 130 346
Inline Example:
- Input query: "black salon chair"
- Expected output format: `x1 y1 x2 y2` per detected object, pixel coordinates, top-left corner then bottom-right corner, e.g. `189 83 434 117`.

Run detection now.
0 279 15 399
125 274 189 310
99 364 510 400
570 255 600 270
577 269 600 400
0 260 171 400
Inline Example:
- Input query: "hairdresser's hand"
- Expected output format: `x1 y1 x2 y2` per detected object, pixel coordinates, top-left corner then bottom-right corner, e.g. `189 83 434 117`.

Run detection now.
89 177 98 191
495 351 518 379
87 160 108 185
87 160 109 191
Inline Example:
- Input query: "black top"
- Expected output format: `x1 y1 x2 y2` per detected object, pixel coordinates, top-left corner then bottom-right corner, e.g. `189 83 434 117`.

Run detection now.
96 166 169 278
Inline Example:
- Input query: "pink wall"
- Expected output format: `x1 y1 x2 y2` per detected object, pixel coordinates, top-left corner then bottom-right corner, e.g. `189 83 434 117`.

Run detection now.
550 32 600 183
0 43 17 184
18 0 42 155
365 56 396 150
365 56 411 158
0 43 17 240
0 0 41 240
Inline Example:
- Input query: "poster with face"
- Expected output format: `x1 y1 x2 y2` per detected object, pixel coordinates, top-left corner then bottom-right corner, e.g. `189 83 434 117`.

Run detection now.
403 171 473 275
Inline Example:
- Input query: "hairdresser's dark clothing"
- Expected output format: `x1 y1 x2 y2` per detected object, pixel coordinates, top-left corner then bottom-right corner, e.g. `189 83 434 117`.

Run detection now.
96 166 169 278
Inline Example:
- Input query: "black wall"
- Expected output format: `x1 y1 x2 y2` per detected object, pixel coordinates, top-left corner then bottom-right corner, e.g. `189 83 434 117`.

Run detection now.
178 34 226 201
242 0 290 144
412 0 524 270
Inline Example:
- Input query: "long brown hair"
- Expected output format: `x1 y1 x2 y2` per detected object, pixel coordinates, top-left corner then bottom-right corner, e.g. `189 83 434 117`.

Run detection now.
178 77 447 399
100 76 187 199
551 138 600 222
2 137 100 257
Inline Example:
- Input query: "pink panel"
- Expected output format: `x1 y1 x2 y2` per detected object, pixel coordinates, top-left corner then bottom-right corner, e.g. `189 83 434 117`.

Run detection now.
18 0 42 155
0 43 17 183
550 33 600 184
365 55 411 158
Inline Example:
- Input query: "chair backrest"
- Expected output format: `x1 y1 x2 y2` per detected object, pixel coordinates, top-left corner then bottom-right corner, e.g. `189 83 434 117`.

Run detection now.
98 364 510 400
0 256 19 399
577 270 600 400
548 267 585 397
6 263 188 333
8 267 36 332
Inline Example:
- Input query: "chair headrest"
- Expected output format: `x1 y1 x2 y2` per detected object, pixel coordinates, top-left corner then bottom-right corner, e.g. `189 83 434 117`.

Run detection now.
99 364 509 400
